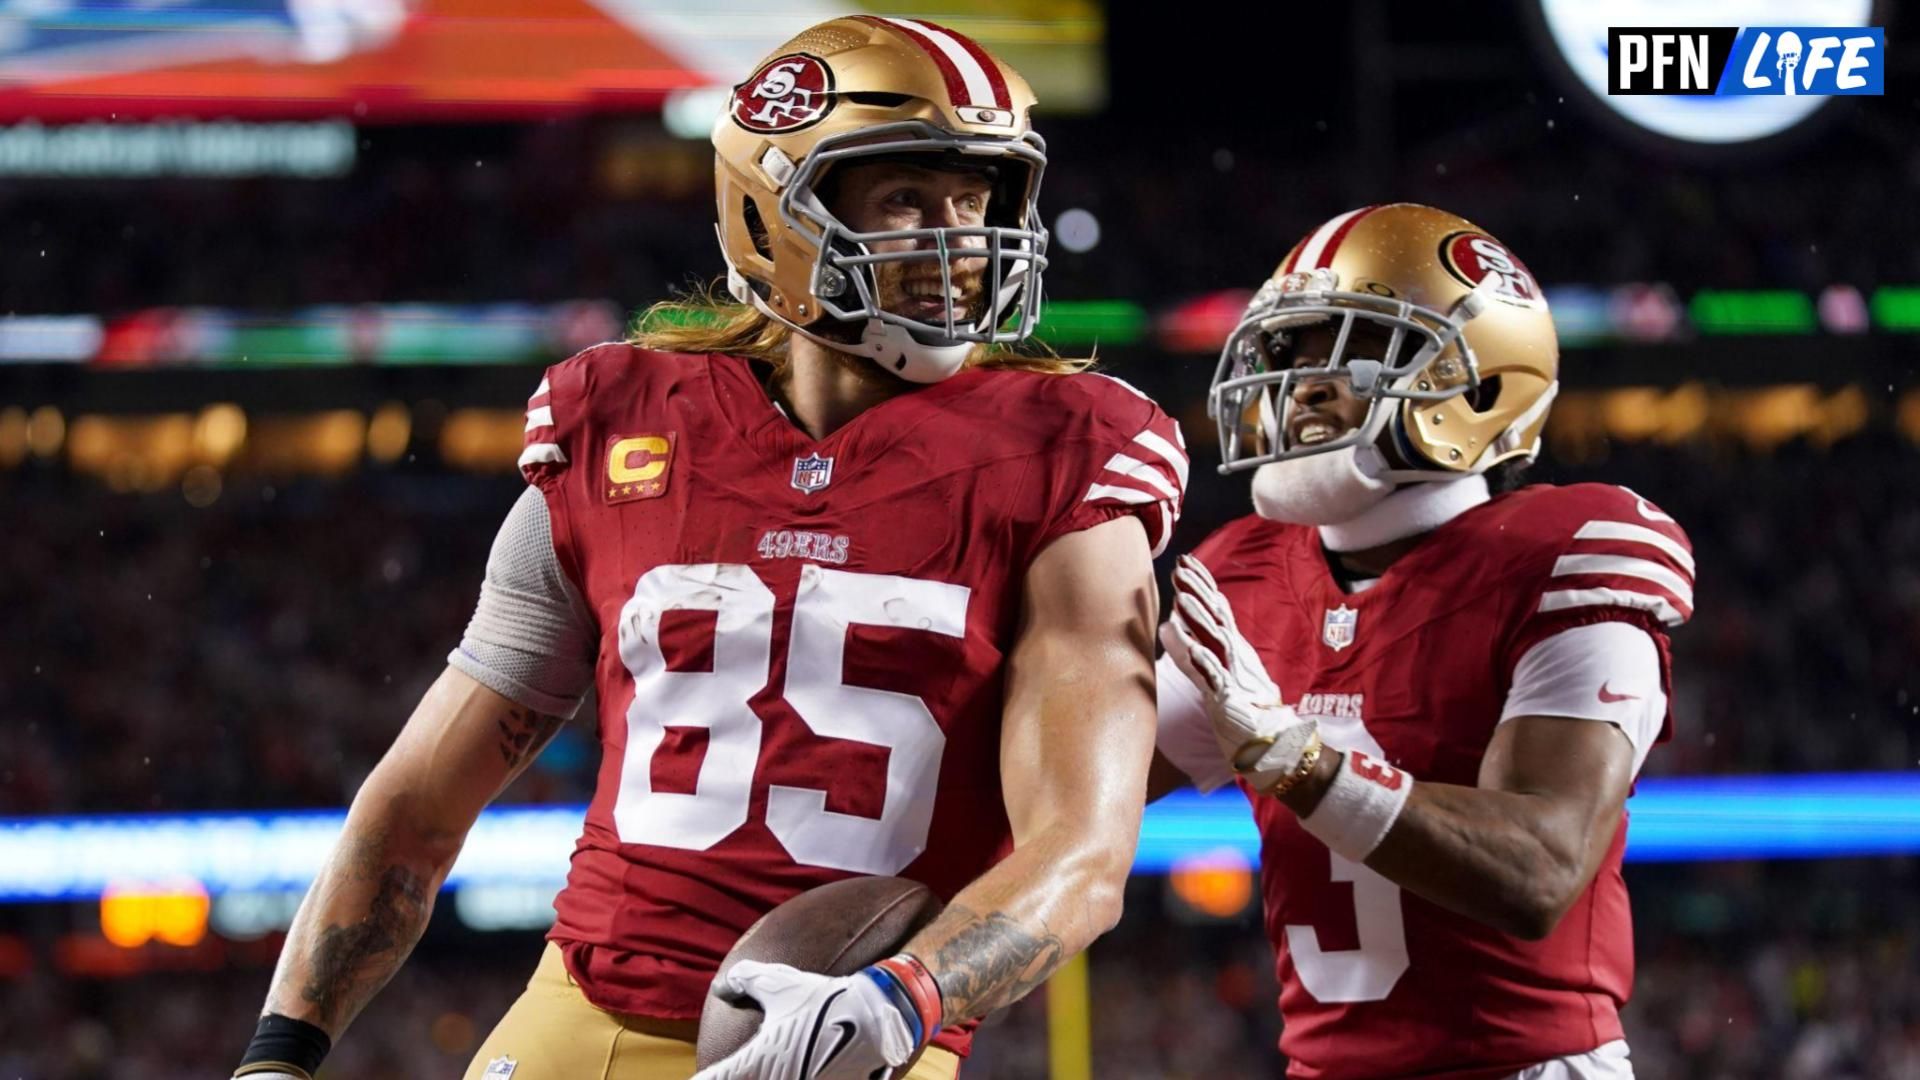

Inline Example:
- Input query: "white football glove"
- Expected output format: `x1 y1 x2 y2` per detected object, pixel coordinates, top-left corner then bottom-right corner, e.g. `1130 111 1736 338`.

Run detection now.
1165 554 1319 795
691 961 918 1080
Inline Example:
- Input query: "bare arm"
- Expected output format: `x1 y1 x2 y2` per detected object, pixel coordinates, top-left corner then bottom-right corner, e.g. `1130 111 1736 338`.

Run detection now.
900 516 1159 1021
261 668 564 1035
1146 751 1196 802
1278 715 1637 940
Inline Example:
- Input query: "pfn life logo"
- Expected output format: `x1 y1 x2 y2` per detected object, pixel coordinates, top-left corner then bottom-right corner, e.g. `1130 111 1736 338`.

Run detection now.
1608 27 1884 96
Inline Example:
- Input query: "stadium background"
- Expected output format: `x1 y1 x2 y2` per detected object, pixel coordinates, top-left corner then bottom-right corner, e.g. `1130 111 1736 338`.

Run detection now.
2 1 1917 1076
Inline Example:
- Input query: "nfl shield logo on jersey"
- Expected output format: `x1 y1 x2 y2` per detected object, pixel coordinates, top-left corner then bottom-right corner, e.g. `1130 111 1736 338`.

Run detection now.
1322 604 1358 652
482 1058 517 1079
791 454 834 494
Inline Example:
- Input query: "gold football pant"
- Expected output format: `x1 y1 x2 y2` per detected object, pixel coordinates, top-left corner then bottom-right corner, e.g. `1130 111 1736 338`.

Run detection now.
464 943 962 1080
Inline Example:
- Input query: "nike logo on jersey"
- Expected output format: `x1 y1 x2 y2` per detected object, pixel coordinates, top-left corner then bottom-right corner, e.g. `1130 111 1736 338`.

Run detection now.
1597 682 1640 704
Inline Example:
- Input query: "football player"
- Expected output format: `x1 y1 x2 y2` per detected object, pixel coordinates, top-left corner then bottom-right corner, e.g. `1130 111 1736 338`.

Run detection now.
231 18 1187 1080
1153 204 1692 1079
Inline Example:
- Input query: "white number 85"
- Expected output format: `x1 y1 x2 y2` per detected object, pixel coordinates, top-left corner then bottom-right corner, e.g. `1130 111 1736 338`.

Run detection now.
611 562 970 876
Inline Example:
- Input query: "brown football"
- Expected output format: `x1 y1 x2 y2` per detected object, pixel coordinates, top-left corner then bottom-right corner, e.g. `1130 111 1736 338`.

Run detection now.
696 875 945 1073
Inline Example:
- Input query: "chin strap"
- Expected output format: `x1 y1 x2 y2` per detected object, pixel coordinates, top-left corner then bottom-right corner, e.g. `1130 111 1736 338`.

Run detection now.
1490 380 1560 461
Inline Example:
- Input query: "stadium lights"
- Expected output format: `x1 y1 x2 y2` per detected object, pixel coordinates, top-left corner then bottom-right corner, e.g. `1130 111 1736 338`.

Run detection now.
4 774 1919 905
5 284 1920 371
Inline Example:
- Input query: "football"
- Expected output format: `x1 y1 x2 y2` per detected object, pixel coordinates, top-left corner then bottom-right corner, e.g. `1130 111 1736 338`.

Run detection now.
696 875 945 1072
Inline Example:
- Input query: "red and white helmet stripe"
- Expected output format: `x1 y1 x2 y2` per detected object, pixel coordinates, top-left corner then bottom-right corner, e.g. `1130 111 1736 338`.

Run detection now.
862 16 1012 111
1282 204 1383 274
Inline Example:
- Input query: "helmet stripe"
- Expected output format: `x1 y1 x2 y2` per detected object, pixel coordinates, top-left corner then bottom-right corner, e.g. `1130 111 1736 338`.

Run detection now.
1289 207 1365 272
855 15 967 109
912 18 1012 109
869 16 1008 110
1310 203 1383 269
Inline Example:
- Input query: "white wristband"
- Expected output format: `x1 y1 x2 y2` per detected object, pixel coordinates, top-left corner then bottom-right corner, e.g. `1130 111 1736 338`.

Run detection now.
1298 749 1413 862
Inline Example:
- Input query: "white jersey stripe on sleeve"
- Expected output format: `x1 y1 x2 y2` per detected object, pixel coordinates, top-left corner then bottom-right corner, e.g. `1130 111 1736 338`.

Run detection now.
525 405 554 432
1151 503 1173 557
518 443 567 468
533 377 551 398
1101 452 1181 500
1573 520 1696 576
1083 482 1158 506
1551 553 1693 606
1128 429 1189 491
1538 587 1686 627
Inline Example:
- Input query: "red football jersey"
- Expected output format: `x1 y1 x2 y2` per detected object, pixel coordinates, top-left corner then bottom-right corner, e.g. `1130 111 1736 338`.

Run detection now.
1186 484 1693 1080
518 344 1186 1058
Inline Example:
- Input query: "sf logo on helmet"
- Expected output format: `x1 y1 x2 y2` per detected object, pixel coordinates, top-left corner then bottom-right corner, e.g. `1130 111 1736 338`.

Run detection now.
1439 231 1542 308
732 53 836 134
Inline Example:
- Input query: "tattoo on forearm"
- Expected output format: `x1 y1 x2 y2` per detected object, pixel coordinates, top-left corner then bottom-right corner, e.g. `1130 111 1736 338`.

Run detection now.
496 706 563 771
298 840 430 1029
925 904 1068 1020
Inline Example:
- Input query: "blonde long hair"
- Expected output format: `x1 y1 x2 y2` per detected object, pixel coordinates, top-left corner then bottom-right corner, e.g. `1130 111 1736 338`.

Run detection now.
628 284 1091 377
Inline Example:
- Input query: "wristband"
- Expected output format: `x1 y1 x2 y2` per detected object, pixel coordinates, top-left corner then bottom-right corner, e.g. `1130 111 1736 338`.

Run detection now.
235 1013 331 1080
1298 749 1413 862
867 952 944 1048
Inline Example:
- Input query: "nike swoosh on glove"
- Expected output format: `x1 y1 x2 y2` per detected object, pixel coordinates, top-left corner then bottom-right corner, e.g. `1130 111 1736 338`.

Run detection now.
690 961 919 1080
1165 554 1319 795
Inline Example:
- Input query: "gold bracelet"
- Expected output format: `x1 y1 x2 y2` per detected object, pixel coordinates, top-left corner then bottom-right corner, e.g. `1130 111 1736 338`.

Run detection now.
1262 730 1324 800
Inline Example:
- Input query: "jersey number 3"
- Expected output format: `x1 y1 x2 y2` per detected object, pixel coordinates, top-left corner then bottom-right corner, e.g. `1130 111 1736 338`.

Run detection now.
1286 716 1411 1003
611 562 969 877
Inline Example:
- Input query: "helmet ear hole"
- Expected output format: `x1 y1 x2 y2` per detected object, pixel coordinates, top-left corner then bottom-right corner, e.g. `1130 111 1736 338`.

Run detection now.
1465 375 1502 413
742 196 773 260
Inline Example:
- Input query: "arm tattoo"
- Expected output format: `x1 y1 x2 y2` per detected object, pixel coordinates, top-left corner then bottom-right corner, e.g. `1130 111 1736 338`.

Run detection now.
924 904 1068 1021
496 706 564 771
298 836 431 1029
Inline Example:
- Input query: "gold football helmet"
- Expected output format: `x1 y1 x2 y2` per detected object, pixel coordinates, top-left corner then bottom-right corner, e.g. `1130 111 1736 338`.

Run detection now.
1210 203 1559 479
711 16 1047 383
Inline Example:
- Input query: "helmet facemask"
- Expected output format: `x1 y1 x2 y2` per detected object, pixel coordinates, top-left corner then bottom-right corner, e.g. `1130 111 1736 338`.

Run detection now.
757 121 1050 382
1209 271 1498 477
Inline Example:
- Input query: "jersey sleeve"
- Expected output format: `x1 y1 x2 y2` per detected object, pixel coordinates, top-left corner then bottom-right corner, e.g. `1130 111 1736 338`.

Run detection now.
518 369 571 490
1499 622 1666 776
1501 485 1695 753
514 346 613 596
1037 375 1189 557
1505 486 1695 657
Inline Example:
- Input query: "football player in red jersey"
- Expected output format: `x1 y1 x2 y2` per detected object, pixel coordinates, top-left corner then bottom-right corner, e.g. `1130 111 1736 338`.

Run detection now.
1152 204 1693 1080
231 18 1188 1080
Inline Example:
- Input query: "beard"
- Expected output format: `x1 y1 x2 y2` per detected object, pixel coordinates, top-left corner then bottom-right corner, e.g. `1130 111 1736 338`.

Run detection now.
872 257 987 329
791 257 989 384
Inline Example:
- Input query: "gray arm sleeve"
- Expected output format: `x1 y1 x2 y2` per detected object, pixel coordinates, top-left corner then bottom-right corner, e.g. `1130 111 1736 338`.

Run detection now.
446 486 597 717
